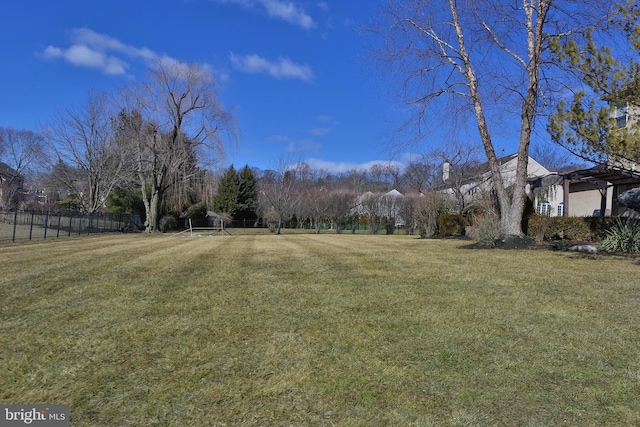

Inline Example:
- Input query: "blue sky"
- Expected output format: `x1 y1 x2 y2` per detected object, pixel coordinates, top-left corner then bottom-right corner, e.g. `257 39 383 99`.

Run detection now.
0 0 526 173
0 0 399 172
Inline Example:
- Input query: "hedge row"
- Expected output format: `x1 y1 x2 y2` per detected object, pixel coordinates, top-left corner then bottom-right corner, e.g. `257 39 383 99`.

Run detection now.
526 215 619 241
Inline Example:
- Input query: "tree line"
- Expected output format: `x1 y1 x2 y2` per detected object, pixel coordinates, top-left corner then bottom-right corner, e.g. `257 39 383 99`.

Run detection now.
0 60 235 233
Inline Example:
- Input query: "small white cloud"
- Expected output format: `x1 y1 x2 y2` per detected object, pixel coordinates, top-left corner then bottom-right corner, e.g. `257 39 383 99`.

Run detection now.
260 0 316 29
297 139 322 152
42 43 128 75
315 114 338 124
215 0 316 29
64 45 106 68
42 46 63 58
39 27 199 78
230 53 314 82
303 158 405 174
309 127 330 137
303 158 359 174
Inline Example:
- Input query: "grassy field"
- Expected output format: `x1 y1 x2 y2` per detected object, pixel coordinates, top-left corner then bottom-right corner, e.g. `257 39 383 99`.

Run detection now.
1 233 639 426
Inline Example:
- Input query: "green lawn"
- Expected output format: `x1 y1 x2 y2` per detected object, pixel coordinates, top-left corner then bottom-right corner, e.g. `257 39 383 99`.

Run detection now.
1 233 639 426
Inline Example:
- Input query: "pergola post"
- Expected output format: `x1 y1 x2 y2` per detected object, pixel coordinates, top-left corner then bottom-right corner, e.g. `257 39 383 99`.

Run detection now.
563 177 570 217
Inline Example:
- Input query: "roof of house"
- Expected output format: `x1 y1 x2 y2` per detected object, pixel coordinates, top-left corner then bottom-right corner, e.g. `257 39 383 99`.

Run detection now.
382 189 404 198
0 161 21 180
564 165 640 186
435 153 550 190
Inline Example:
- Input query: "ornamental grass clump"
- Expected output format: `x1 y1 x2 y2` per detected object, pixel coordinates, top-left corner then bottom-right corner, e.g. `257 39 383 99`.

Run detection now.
602 217 640 253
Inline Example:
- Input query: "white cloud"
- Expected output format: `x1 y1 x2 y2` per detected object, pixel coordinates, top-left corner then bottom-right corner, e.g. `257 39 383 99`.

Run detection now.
40 28 188 77
215 0 316 29
303 158 405 174
230 53 314 82
43 42 128 75
309 127 330 137
287 138 321 153
260 0 315 29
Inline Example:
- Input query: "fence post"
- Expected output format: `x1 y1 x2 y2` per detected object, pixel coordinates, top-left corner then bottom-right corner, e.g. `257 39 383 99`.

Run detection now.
28 212 35 241
43 211 49 239
12 210 18 242
56 212 62 238
68 215 73 237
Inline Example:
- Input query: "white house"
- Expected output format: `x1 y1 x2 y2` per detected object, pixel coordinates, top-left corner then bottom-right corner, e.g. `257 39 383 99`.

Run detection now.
351 189 407 227
436 152 640 217
437 153 562 215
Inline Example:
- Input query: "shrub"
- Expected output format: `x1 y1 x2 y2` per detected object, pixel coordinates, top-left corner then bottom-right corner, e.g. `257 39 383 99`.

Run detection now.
527 214 552 243
526 216 592 241
461 204 482 226
526 216 625 242
184 203 208 220
438 214 466 237
583 216 619 241
602 218 640 252
547 217 592 240
385 218 395 235
414 192 451 238
471 213 500 248
159 214 178 232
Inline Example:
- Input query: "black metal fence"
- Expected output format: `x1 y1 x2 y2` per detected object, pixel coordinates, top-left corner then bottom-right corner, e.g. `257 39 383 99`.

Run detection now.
0 210 141 243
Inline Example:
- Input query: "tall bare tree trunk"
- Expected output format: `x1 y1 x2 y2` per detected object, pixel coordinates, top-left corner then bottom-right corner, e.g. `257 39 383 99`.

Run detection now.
447 0 548 237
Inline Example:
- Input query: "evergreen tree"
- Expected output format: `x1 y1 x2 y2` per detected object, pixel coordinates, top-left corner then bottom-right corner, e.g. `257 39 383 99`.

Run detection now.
236 165 258 223
548 6 640 165
212 165 239 217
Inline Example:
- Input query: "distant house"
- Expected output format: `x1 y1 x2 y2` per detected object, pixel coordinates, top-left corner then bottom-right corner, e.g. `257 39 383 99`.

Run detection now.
351 189 407 227
376 189 406 227
435 153 640 217
435 153 555 213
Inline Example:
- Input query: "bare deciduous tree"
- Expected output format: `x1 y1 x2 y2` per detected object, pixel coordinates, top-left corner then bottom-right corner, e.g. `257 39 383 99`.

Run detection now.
0 127 44 209
433 140 482 212
530 142 575 171
258 158 300 234
297 167 330 233
123 60 235 232
371 0 611 237
401 158 438 193
43 92 129 213
326 189 355 234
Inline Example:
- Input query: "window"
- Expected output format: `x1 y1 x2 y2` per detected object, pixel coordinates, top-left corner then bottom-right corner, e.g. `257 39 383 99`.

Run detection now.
615 103 628 128
557 203 564 217
537 202 552 216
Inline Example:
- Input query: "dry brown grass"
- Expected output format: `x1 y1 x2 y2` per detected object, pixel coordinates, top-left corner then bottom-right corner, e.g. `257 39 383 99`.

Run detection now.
1 233 639 426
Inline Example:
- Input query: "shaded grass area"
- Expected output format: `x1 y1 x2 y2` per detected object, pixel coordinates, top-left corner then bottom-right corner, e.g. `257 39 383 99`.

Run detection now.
1 234 639 426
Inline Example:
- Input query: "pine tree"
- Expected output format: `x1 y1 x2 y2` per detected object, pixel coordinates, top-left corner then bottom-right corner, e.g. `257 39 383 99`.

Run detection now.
212 165 239 217
236 165 258 223
548 7 640 165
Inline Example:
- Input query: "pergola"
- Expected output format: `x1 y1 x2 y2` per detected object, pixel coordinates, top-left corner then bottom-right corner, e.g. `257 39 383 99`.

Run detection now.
561 165 640 216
